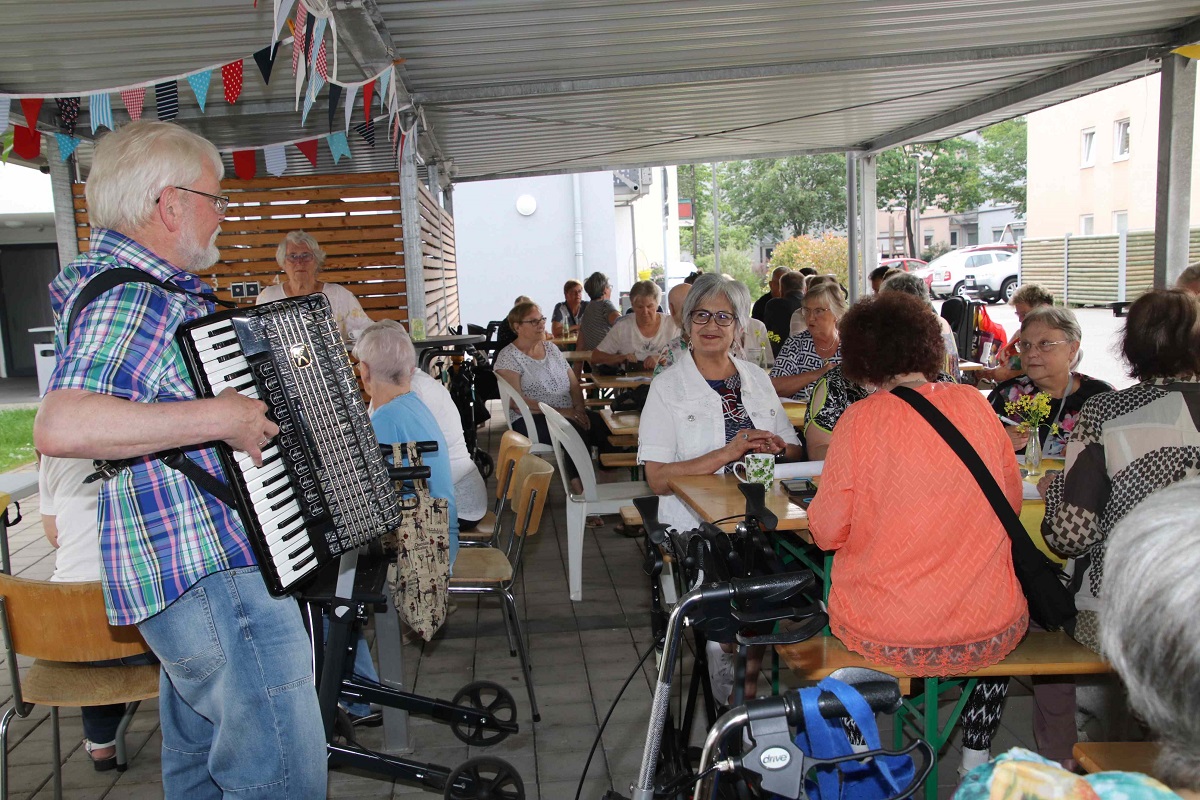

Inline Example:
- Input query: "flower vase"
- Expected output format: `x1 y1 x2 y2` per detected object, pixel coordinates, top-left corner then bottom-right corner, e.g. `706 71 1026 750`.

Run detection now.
1023 433 1042 477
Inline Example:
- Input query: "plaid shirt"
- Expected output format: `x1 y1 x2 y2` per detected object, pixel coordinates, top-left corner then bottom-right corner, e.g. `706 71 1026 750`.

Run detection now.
48 229 255 625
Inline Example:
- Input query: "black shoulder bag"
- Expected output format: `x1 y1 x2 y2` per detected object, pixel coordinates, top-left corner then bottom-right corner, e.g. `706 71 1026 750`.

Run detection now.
891 386 1078 634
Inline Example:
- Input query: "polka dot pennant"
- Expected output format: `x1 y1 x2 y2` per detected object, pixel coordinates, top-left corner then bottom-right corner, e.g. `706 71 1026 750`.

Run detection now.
223 61 244 105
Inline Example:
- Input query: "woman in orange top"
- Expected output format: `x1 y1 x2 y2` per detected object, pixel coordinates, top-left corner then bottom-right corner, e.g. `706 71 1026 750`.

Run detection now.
807 293 1028 775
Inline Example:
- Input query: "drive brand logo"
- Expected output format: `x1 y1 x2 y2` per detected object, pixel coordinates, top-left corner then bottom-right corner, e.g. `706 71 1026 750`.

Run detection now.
759 747 791 770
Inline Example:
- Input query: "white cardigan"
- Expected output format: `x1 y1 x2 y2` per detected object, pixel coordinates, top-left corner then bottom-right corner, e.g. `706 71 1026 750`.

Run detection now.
638 351 799 533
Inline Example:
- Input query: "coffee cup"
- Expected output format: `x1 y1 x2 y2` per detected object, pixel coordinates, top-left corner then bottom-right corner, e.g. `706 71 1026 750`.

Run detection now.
732 453 775 486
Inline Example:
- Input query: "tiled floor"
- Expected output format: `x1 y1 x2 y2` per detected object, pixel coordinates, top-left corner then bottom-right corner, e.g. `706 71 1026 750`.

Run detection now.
0 402 1039 799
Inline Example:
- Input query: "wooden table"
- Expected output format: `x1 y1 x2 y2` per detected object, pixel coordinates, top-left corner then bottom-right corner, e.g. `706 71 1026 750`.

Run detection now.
959 359 984 371
600 408 640 436
548 335 579 350
667 473 810 533
586 371 653 392
1073 742 1161 776
1020 457 1065 564
780 400 807 427
564 349 593 363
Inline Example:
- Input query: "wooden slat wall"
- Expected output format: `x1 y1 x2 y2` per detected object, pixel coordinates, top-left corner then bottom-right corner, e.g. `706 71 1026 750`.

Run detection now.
1066 235 1121 305
1019 237 1066 301
418 184 459 335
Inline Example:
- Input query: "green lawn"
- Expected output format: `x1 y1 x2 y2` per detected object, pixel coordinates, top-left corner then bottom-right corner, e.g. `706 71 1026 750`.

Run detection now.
0 409 36 473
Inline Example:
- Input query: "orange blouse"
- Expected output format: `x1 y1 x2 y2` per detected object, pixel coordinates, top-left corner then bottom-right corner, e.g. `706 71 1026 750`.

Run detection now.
807 382 1028 675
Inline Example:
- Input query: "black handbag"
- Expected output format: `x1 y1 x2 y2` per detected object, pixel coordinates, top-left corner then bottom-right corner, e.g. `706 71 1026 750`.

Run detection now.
891 386 1078 634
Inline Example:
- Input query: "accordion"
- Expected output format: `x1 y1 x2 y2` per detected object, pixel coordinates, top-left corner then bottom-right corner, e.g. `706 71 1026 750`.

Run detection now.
177 294 402 595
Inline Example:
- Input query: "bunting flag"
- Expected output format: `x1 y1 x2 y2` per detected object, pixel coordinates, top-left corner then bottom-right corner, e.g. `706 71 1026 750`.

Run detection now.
354 118 375 147
326 131 350 163
155 81 179 120
378 69 390 111
88 93 113 133
291 0 308 77
361 79 374 123
341 83 358 132
222 61 244 104
304 12 317 64
187 70 211 113
264 144 288 176
294 54 306 111
20 98 42 128
327 83 342 130
13 125 40 160
301 73 324 124
0 101 9 135
232 150 257 180
315 41 328 81
55 97 80 135
54 133 82 160
308 17 327 74
272 0 296 42
119 87 146 121
253 42 281 85
296 138 319 167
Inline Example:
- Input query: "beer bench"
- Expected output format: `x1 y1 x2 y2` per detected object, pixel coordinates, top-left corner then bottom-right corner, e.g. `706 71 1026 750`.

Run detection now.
1074 741 1161 776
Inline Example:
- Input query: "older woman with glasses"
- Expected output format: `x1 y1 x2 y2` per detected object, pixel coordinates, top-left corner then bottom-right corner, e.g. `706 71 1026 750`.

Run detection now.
987 306 1111 460
257 230 371 344
591 279 677 372
770 281 848 401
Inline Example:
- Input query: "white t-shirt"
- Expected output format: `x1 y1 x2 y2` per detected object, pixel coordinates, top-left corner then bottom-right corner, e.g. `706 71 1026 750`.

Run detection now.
410 371 489 521
493 343 573 421
256 281 372 344
38 456 102 583
596 313 678 361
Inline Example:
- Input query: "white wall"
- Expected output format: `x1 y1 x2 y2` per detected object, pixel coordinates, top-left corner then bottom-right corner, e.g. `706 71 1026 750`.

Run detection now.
614 166 682 287
453 172 616 327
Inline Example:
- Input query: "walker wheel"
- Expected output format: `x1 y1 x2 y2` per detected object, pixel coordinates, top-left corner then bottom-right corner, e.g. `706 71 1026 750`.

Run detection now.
444 756 525 800
450 681 518 746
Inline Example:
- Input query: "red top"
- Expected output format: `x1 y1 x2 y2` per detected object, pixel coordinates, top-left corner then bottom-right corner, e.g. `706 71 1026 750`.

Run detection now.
808 382 1028 675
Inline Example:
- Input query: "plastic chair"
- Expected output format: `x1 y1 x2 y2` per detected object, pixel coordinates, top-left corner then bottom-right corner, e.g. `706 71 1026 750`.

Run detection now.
538 403 651 601
495 378 555 456
0 575 159 799
449 455 555 722
460 430 533 547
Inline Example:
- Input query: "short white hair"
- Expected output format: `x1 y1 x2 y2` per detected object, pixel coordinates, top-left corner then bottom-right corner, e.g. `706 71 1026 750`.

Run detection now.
353 320 416 385
275 230 327 269
681 273 751 339
86 121 223 233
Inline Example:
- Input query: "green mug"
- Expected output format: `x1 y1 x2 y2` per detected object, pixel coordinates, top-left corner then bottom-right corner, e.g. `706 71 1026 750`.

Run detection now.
732 453 775 486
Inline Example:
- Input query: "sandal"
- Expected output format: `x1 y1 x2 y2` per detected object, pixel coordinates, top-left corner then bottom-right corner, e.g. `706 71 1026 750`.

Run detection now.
85 739 118 772
585 515 605 528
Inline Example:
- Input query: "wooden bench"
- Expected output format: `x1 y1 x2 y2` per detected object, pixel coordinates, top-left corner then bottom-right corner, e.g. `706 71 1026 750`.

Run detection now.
585 398 611 408
619 505 643 528
1074 742 1161 776
778 631 1111 800
608 435 638 449
600 451 641 479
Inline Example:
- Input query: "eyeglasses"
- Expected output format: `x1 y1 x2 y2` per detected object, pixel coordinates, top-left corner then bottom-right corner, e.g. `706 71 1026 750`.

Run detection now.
801 306 831 318
520 317 547 326
157 186 230 215
285 252 315 264
1016 339 1070 354
689 310 736 327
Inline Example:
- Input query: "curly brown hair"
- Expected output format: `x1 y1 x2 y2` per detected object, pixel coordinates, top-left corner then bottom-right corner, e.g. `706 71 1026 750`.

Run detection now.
839 293 944 386
1122 289 1200 381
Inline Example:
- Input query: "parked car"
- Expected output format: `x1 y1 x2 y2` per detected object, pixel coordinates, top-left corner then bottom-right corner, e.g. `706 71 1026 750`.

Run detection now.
964 250 1021 303
927 244 1017 299
880 257 933 290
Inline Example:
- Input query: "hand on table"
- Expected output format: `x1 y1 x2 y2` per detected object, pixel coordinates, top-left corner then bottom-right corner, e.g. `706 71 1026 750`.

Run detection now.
642 354 661 371
726 429 786 459
216 386 279 467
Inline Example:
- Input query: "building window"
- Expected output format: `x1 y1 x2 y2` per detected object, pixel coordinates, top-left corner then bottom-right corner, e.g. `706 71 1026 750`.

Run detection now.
993 228 1005 243
1081 128 1096 168
1114 119 1131 161
923 230 933 247
950 231 959 247
1080 215 1094 235
1113 211 1129 234
1012 225 1026 242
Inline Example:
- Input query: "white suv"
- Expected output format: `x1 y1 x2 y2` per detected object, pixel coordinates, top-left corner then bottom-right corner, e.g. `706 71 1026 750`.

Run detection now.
928 245 1017 299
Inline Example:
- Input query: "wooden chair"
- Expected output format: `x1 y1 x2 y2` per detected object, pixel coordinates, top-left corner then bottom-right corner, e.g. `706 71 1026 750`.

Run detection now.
449 455 555 723
495 378 555 457
538 403 651 601
0 574 159 799
460 430 532 548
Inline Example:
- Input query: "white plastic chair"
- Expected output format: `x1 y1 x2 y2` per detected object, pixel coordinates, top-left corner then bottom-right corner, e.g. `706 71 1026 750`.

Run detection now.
496 378 555 457
538 403 651 601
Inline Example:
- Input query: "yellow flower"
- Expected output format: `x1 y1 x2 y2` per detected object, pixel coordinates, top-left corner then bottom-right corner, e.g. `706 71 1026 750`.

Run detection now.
1004 391 1054 433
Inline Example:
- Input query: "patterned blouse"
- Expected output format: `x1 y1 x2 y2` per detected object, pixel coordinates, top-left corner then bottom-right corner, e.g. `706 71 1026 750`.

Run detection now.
706 373 755 471
804 365 956 438
988 372 1112 458
769 330 840 402
493 342 573 421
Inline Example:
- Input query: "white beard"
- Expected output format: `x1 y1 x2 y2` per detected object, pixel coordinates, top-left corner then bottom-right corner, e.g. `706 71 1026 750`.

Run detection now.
182 225 220 272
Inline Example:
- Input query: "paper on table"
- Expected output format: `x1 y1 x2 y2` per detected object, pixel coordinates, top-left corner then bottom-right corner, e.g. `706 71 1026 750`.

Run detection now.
1022 481 1043 500
776 460 824 479
614 376 651 384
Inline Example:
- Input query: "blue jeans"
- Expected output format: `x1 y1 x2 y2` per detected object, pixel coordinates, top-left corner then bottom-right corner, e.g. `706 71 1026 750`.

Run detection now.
138 567 327 799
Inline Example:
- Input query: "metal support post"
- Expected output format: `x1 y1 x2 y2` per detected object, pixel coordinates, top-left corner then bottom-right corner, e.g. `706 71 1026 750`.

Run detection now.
860 154 878 289
1154 53 1196 288
846 153 860 301
711 163 720 273
400 137 426 337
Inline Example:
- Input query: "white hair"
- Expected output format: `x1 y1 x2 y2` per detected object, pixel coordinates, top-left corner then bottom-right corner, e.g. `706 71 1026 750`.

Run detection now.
275 230 327 269
86 121 223 233
681 273 751 339
353 320 416 385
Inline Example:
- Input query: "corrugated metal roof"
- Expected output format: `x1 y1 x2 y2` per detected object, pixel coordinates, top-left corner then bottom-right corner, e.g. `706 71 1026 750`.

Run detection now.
1 1 1197 182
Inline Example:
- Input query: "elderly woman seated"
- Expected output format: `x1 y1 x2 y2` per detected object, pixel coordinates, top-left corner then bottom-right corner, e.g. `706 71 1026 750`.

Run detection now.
577 272 622 352
591 280 678 372
981 284 1055 384
808 292 1027 776
257 230 371 344
770 280 847 401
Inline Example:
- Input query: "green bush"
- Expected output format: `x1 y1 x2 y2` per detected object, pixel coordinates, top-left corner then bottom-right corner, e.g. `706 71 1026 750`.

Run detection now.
768 234 849 285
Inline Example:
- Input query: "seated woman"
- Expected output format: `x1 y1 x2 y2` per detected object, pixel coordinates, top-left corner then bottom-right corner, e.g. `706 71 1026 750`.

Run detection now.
257 230 371 345
807 292 1027 776
591 280 678 372
981 284 1055 384
639 273 802 703
577 272 622 352
492 295 532 358
987 306 1112 460
551 279 588 337
771 281 847 401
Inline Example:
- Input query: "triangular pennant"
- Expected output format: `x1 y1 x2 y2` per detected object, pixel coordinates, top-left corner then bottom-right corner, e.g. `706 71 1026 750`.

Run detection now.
54 133 81 160
354 118 375 147
327 83 343 130
378 69 391 110
119 88 146 121
222 61 244 105
12 125 40 160
296 138 319 167
272 0 296 41
232 150 257 180
88 93 113 133
308 17 327 73
291 0 308 77
301 73 324 125
316 41 329 80
0 101 9 135
342 83 358 132
155 81 179 121
294 54 307 111
253 43 281 85
20 98 42 128
304 13 317 64
55 97 80 136
392 114 401 145
362 79 374 123
326 131 351 164
264 144 288 177
187 71 211 113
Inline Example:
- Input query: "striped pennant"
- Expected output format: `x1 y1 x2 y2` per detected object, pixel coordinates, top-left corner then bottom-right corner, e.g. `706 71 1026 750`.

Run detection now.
264 144 288 176
301 73 324 125
187 71 211 113
354 117 375 147
0 100 9 135
119 88 146 121
88 93 114 133
155 81 179 120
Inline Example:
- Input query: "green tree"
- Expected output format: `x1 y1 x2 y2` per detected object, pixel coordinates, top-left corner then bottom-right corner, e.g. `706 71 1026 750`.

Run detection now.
979 118 1027 215
768 234 850 286
695 248 764 298
722 155 847 243
679 163 753 261
877 139 984 257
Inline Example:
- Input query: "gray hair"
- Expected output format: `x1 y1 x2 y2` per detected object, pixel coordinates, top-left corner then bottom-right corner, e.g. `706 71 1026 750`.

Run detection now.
1021 305 1081 343
1177 263 1200 292
584 271 609 300
86 121 224 233
629 279 662 305
353 319 416 385
275 230 327 270
681 273 751 339
1101 477 1200 790
804 281 849 320
880 272 932 306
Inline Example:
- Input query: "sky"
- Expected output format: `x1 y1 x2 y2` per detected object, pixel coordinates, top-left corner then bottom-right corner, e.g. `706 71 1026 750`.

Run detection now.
0 162 54 214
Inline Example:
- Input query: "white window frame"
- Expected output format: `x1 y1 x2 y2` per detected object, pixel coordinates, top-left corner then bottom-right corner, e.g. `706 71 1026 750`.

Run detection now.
1080 214 1095 235
1081 128 1096 168
1113 211 1129 234
1113 119 1131 161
